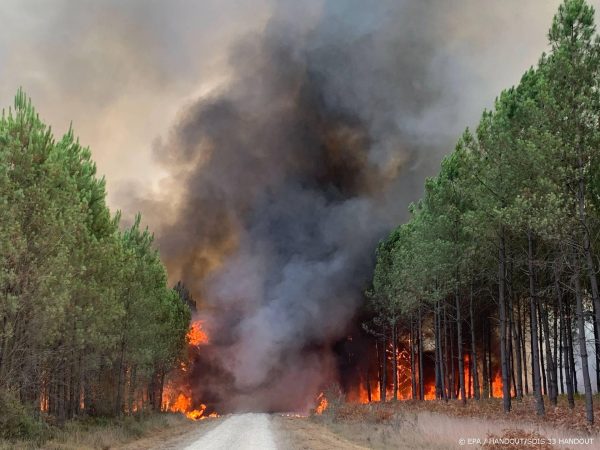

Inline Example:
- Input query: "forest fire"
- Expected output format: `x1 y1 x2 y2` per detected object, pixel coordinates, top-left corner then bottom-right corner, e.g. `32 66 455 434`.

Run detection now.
343 336 507 405
187 320 209 346
162 320 218 420
348 369 505 403
172 313 509 416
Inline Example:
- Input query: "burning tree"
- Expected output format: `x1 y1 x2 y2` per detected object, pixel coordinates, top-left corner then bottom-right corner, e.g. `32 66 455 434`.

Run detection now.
161 317 219 420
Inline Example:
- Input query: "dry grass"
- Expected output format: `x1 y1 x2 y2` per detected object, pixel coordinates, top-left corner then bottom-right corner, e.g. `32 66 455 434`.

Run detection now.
0 413 192 450
400 394 600 435
483 429 554 450
323 395 600 434
312 395 600 449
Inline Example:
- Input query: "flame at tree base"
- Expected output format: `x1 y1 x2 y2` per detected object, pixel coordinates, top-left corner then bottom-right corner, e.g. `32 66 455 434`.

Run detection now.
164 392 218 420
349 372 506 404
315 392 328 414
162 319 219 420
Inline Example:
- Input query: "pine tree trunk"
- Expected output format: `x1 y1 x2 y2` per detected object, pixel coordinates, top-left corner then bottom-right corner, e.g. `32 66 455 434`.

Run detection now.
559 312 565 395
528 230 544 416
469 283 480 400
443 302 449 401
553 302 560 398
375 340 381 400
482 318 490 399
508 292 516 398
410 317 417 400
541 300 557 405
115 340 126 416
392 324 398 401
573 258 594 424
521 299 529 396
498 232 511 412
381 336 387 402
592 301 600 393
448 307 455 399
538 303 547 396
566 296 579 394
436 300 445 400
456 289 466 404
514 296 523 400
555 270 575 408
366 368 372 403
418 305 425 400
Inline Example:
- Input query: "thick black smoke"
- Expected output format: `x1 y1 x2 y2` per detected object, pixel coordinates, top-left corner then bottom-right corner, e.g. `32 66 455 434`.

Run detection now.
152 1 511 412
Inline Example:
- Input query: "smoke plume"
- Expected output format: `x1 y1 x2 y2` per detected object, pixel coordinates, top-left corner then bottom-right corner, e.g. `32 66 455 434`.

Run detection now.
146 0 561 412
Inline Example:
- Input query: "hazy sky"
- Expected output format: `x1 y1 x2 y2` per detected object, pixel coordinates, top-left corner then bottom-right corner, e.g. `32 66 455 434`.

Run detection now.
0 0 598 213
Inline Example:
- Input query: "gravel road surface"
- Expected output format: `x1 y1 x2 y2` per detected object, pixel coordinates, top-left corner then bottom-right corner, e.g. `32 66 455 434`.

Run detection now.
183 413 277 450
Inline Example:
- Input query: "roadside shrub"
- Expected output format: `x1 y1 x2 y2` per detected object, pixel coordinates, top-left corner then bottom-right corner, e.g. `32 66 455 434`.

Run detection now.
0 390 49 442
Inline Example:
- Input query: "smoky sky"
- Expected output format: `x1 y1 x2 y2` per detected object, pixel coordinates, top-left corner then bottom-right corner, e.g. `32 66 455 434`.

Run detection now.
2 0 597 412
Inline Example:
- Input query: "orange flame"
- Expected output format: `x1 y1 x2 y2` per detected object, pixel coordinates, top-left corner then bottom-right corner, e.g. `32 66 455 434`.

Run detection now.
491 373 505 398
350 349 511 403
164 392 217 420
161 320 217 420
315 392 328 414
188 320 209 346
424 383 436 400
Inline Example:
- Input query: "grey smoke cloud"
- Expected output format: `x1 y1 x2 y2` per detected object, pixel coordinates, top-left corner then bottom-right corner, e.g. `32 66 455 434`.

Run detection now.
1 0 596 412
146 1 589 411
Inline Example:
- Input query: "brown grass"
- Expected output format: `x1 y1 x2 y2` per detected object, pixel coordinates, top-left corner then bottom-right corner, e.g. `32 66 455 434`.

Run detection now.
0 413 193 450
483 429 554 450
324 395 600 434
311 395 600 449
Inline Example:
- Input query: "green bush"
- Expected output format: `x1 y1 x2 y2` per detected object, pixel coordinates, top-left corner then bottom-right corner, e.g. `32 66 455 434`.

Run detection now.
0 390 49 442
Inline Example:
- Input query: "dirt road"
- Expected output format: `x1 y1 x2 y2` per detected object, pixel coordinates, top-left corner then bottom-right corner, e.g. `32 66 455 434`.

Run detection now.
120 413 367 450
182 413 277 450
